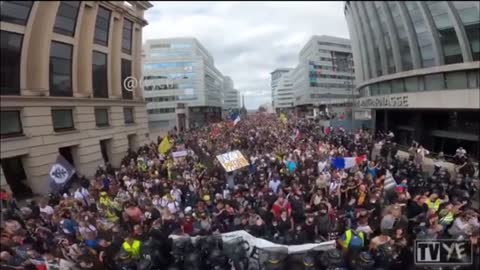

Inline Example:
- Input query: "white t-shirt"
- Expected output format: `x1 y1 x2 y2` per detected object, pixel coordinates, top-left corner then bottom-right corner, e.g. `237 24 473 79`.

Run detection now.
40 205 54 216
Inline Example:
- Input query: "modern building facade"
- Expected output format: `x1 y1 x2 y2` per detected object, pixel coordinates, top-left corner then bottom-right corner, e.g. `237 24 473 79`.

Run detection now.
345 1 480 157
0 1 152 196
292 35 356 117
222 76 241 112
270 68 294 112
142 38 224 131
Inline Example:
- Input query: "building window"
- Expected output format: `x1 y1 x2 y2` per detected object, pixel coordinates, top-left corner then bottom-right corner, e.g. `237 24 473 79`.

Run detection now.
467 70 479 89
387 2 413 71
405 2 436 68
52 109 74 132
122 19 133 54
424 73 445 91
49 41 73 96
379 81 392 95
94 6 111 46
0 1 33 26
92 51 108 98
124 107 134 124
452 2 480 61
121 59 132 99
445 71 468 89
391 79 405 94
375 2 395 74
147 108 175 114
426 2 463 64
405 77 422 92
94 108 109 127
1 111 23 138
0 31 23 95
53 1 81 36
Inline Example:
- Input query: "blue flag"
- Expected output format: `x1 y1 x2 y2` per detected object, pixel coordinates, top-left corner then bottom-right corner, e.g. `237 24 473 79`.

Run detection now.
49 154 76 192
229 111 239 121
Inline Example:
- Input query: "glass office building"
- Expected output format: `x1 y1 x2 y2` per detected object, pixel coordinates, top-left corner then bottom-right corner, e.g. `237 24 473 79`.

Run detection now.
345 1 480 157
143 38 225 130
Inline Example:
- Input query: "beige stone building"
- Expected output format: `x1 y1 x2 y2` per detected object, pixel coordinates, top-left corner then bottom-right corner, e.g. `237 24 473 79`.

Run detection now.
0 1 153 196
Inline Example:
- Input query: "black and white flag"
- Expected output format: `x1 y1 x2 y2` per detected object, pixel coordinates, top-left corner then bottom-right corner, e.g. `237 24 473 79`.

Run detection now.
49 155 76 192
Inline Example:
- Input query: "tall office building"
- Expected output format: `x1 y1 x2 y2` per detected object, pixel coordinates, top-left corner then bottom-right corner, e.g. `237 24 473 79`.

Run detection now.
270 68 294 112
223 76 240 111
0 1 152 195
292 35 356 117
345 1 479 157
143 38 224 130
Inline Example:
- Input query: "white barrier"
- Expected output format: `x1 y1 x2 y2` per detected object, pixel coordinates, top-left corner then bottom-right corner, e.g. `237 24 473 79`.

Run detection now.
170 230 336 254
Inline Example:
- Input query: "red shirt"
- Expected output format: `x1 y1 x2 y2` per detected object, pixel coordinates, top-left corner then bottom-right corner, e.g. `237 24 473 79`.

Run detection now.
182 220 194 235
271 201 291 219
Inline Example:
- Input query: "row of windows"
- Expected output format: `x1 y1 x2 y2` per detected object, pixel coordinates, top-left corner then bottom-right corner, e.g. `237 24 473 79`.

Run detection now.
317 41 351 49
144 62 195 70
359 70 479 97
150 51 193 58
0 31 133 98
145 96 177 102
147 108 176 114
1 2 134 52
309 72 355 80
310 93 351 99
224 99 239 103
309 82 355 89
0 107 134 138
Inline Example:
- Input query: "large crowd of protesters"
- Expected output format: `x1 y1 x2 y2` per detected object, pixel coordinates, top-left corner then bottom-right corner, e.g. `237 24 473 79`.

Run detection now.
0 113 478 270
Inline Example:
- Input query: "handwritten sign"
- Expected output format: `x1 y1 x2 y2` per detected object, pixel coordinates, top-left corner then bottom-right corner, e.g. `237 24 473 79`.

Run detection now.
216 150 249 172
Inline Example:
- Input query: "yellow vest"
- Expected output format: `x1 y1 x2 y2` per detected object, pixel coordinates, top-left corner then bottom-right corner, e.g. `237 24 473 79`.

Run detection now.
122 240 141 260
426 198 441 212
440 212 454 224
341 229 365 250
99 196 111 208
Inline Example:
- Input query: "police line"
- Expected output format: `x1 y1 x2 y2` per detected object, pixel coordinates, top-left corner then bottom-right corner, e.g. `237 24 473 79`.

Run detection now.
170 230 336 254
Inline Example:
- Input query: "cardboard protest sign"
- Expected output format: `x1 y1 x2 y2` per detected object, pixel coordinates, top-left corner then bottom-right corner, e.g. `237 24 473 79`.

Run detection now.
216 150 249 172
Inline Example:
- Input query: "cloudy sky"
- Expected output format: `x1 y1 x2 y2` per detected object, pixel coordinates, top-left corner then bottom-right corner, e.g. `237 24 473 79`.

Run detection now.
143 1 349 109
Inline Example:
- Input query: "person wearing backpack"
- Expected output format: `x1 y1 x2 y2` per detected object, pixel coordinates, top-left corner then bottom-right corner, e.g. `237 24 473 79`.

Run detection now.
338 225 365 259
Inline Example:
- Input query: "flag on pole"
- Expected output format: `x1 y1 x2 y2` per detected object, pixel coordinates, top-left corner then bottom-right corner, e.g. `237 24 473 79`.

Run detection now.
49 155 76 192
233 115 241 126
331 155 367 169
158 136 172 154
229 111 240 126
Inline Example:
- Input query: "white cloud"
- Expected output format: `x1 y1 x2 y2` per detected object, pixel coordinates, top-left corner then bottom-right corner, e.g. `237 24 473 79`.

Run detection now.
143 1 349 109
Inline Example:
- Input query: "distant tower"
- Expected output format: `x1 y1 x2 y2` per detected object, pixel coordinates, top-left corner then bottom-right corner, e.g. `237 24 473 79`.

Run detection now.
240 95 247 116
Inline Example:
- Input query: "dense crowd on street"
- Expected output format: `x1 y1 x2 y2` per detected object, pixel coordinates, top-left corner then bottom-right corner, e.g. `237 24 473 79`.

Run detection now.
0 113 479 270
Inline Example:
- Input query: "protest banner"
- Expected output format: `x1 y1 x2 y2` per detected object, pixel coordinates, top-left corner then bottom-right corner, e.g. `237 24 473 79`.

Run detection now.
172 150 188 159
216 150 249 172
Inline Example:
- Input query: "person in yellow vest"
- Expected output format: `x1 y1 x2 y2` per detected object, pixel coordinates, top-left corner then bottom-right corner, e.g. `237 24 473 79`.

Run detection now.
338 226 365 254
425 192 449 212
439 201 467 226
122 235 141 260
98 191 112 209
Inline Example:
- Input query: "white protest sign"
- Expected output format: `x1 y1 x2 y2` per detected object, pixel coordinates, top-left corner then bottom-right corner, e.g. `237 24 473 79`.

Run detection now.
172 150 188 159
216 150 249 172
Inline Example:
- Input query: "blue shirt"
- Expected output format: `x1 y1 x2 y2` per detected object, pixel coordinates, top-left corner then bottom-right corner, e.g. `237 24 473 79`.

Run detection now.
287 161 297 173
269 179 281 194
